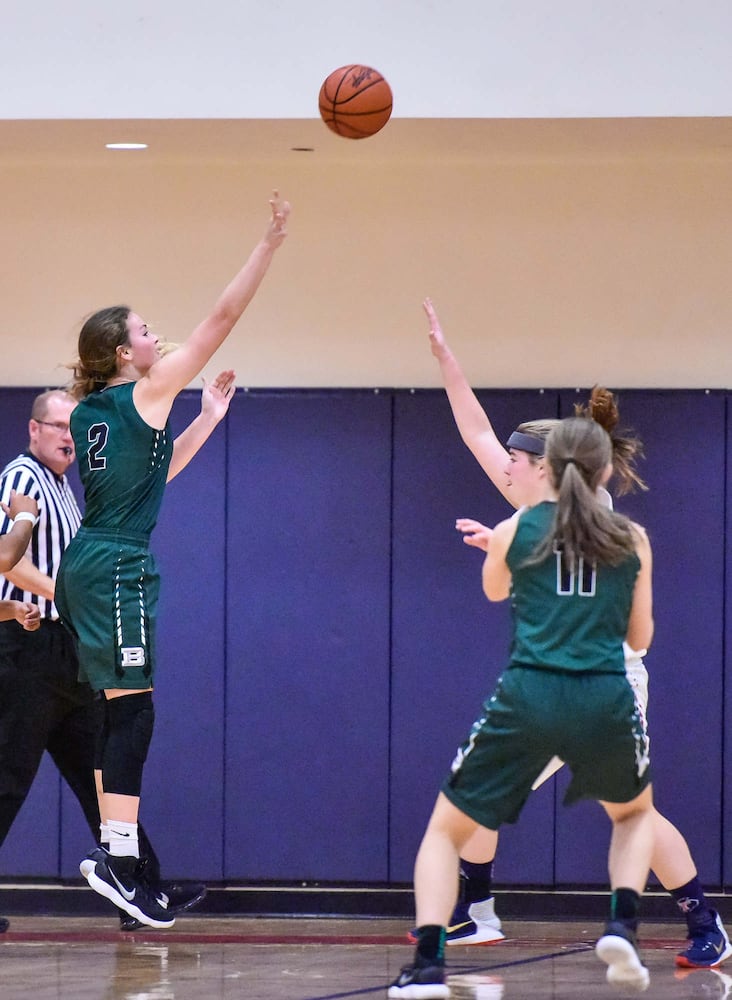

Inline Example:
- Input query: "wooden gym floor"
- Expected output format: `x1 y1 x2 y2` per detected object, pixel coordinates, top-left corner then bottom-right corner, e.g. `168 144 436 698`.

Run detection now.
0 914 727 999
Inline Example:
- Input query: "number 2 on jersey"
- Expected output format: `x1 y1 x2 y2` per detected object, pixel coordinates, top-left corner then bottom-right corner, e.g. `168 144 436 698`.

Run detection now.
87 423 109 471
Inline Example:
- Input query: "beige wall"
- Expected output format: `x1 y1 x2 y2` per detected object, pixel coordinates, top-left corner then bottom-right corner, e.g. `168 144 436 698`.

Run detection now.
1 117 731 390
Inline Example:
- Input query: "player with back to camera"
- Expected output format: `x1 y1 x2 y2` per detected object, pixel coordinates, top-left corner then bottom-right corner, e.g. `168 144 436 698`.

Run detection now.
389 415 655 998
55 192 289 929
419 297 731 971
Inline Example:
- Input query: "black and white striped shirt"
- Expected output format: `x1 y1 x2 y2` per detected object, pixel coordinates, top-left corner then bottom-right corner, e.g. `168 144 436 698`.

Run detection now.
0 453 82 620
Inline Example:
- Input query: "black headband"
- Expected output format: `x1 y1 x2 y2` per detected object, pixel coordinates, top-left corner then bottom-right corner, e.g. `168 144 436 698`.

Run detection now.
506 430 545 456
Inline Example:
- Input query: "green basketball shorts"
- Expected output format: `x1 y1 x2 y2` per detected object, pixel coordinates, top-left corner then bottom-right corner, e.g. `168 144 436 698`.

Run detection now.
441 665 651 830
56 528 159 692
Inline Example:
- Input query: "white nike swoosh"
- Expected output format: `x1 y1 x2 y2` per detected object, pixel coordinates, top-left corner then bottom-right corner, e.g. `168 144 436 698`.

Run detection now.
109 868 136 902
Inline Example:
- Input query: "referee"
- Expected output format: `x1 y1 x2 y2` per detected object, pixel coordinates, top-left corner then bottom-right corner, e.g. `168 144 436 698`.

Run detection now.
0 389 204 930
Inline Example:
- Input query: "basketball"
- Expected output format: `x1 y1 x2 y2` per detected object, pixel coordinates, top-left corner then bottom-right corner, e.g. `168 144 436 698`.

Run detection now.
318 65 393 139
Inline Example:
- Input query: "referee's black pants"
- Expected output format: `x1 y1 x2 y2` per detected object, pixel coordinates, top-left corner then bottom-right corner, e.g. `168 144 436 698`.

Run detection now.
0 619 159 878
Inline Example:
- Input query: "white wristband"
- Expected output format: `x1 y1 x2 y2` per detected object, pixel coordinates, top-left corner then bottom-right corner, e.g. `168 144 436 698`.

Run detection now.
12 511 39 527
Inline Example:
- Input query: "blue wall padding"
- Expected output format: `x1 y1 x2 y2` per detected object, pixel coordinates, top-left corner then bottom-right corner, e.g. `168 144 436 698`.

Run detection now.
141 393 228 879
389 389 559 883
554 390 726 886
223 392 392 881
0 386 728 893
724 396 732 888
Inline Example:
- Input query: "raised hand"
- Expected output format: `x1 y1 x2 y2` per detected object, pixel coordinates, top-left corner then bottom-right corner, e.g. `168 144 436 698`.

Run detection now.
265 190 291 249
201 370 236 424
423 297 447 357
455 517 493 552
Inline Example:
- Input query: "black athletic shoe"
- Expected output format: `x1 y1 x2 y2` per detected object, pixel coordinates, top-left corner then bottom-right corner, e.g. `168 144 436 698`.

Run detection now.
119 883 207 930
596 920 649 992
82 851 175 929
118 861 207 930
135 857 207 915
119 911 140 931
160 880 207 914
0 917 8 933
388 960 450 998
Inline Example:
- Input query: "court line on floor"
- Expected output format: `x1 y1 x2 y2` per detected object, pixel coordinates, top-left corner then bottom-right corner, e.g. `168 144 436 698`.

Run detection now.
0 931 412 945
299 946 596 1000
0 929 681 948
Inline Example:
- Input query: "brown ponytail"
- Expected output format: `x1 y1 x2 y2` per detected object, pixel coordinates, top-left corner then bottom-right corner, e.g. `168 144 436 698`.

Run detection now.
574 386 647 495
66 305 131 400
526 417 638 570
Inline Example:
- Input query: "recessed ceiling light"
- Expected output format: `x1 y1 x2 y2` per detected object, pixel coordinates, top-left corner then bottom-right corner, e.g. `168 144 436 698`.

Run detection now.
105 142 148 150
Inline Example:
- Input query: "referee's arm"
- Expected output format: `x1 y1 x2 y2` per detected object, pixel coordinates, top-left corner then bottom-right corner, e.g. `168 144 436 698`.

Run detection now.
3 556 54 601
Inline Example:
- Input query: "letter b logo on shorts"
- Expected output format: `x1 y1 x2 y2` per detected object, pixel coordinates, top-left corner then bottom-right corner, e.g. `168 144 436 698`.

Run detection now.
120 646 147 668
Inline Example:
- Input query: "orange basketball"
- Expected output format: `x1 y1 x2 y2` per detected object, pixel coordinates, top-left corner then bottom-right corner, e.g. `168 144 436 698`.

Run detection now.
318 65 393 139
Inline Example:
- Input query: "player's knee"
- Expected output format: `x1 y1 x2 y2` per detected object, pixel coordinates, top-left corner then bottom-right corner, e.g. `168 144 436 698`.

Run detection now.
132 701 155 759
94 696 109 771
102 692 154 796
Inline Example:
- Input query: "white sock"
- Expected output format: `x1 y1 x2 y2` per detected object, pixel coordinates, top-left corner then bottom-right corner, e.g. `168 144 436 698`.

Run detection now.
100 822 111 848
107 820 139 858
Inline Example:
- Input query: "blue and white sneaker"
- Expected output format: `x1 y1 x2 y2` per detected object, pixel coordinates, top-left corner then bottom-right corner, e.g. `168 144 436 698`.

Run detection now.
445 899 504 946
407 898 504 947
676 911 732 969
596 920 650 992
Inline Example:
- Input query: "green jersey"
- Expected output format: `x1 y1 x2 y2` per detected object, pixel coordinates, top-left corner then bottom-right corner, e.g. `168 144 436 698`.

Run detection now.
506 501 640 674
71 382 173 540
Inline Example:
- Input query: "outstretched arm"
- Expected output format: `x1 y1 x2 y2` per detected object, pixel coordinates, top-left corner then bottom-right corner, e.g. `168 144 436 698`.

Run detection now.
423 298 515 505
167 370 237 482
136 192 290 427
2 556 55 601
